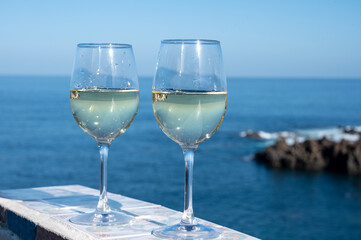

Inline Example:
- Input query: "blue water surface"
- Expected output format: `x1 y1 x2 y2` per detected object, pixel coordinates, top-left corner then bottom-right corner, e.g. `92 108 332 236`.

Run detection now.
0 76 361 240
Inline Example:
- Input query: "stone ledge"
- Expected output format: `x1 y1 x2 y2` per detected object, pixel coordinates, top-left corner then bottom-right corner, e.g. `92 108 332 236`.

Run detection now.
36 226 69 240
0 197 95 240
0 185 259 240
6 210 36 240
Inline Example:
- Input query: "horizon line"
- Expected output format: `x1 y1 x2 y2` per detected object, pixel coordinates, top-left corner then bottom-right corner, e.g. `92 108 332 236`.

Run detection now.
0 74 360 80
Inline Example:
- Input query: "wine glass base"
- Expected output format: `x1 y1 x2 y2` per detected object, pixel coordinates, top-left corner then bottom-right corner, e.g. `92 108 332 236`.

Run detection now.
152 223 221 239
69 211 133 226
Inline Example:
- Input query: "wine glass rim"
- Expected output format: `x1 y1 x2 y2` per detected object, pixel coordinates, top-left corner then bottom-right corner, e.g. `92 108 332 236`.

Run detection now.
77 43 132 48
161 39 220 45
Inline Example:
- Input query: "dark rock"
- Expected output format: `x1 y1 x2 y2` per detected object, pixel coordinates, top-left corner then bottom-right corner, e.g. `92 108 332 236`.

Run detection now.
244 132 263 139
255 138 361 174
339 126 361 135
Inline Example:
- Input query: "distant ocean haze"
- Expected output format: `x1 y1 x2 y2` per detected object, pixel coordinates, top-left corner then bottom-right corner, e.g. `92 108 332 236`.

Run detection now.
0 76 361 240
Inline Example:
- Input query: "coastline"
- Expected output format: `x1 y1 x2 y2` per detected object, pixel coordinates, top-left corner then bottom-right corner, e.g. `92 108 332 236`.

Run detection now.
246 126 361 174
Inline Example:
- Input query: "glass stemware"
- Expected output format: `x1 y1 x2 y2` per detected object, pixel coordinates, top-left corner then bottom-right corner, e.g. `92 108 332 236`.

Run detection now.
69 43 139 226
151 39 227 239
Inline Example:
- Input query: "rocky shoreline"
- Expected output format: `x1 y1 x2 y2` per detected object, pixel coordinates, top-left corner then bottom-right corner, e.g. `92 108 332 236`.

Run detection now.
254 127 361 175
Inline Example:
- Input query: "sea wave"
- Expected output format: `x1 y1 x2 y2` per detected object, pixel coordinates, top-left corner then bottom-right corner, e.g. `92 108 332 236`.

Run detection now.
239 126 361 145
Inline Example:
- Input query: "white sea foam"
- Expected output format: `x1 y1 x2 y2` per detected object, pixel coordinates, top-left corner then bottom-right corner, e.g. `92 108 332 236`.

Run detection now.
239 126 361 145
258 131 276 139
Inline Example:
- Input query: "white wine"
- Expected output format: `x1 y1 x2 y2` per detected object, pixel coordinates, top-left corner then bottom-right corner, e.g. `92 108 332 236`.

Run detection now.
152 90 227 146
70 89 139 142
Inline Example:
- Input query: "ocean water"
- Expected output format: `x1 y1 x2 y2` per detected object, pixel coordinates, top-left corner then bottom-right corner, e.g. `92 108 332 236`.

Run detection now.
1 76 361 240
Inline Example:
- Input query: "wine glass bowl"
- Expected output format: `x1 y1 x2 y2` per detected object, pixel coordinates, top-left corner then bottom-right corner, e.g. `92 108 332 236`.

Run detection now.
152 39 227 239
70 88 139 143
69 43 139 226
152 90 227 146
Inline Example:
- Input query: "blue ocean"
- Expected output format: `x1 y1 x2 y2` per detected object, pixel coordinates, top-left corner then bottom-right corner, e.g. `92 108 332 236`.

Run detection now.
1 76 361 240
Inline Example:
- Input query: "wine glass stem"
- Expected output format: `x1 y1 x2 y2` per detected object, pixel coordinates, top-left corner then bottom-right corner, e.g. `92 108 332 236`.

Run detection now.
181 149 197 225
97 144 111 214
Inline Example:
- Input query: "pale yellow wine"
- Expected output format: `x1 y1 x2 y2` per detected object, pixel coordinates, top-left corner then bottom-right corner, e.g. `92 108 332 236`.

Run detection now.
70 89 139 142
152 90 227 146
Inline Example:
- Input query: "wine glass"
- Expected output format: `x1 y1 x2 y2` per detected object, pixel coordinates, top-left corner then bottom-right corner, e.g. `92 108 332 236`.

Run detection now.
69 43 139 226
151 39 227 239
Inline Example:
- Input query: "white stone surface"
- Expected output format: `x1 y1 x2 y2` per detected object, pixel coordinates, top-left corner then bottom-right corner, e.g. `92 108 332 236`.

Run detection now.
0 185 259 240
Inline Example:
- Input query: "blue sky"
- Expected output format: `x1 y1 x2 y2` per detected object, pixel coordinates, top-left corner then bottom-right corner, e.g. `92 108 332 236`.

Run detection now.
0 0 360 78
